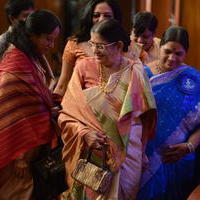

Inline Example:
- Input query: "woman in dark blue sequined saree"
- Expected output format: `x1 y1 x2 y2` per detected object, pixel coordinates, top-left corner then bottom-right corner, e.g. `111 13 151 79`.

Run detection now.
137 26 200 200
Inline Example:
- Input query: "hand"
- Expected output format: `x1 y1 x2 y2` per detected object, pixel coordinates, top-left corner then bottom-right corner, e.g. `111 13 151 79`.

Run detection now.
161 143 190 163
75 50 88 59
84 131 107 149
13 159 29 178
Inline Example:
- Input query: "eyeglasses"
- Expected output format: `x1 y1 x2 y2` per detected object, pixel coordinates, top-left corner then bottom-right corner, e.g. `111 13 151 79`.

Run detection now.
88 41 116 51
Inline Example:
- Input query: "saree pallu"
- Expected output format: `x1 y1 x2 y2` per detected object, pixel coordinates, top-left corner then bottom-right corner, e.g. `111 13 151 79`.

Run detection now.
137 65 200 200
0 47 55 199
59 57 156 200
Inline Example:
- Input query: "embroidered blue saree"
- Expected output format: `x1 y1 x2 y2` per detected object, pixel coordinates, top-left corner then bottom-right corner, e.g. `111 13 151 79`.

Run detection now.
137 65 200 200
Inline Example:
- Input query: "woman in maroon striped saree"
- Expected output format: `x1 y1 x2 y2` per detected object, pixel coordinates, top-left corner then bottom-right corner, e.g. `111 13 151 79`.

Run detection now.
0 10 61 200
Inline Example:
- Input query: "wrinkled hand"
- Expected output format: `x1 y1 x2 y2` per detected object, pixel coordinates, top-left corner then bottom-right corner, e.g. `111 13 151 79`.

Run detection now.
76 50 88 59
84 131 108 149
13 159 29 178
161 143 190 163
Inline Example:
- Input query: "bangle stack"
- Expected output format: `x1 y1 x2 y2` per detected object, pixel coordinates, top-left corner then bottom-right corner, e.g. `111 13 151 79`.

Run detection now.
187 142 195 153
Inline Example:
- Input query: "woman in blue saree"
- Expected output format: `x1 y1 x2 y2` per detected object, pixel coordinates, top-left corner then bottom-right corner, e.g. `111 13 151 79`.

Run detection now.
137 26 200 200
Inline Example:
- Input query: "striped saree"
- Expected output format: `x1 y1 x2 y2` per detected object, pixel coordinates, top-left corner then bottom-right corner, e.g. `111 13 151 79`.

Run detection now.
59 57 156 200
0 47 55 199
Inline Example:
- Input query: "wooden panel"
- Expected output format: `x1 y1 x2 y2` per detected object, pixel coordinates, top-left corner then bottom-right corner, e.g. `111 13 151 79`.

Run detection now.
180 0 200 69
136 0 146 11
174 0 180 24
0 0 11 34
151 0 171 38
118 0 133 32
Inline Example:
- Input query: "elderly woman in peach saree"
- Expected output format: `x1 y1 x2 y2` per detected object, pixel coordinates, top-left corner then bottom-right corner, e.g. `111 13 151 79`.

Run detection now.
58 19 157 200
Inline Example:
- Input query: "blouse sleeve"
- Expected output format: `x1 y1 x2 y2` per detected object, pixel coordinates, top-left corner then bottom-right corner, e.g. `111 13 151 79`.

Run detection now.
62 39 78 66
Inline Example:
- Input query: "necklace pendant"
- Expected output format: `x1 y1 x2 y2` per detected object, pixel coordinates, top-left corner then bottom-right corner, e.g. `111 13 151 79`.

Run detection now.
99 63 123 95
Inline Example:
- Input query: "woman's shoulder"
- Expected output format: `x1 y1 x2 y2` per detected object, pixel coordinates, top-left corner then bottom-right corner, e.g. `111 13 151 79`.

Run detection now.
75 57 96 70
64 36 92 56
181 65 200 74
176 65 200 95
63 37 81 59
0 46 32 71
73 57 98 79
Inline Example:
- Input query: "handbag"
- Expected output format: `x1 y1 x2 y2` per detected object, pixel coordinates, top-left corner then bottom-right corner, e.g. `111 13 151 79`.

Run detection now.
71 147 113 194
32 138 68 200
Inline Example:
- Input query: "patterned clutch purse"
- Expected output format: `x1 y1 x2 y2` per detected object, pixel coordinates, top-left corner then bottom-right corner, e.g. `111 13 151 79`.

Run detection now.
71 147 112 194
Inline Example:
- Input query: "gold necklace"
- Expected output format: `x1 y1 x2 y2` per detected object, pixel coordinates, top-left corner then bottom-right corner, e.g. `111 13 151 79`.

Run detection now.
155 61 167 74
99 63 122 94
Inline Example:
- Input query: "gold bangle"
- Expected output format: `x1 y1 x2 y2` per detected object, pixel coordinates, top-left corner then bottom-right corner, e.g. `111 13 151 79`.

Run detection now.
187 142 195 153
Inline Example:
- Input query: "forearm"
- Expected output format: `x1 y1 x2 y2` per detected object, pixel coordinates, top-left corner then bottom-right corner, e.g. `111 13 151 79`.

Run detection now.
53 60 75 96
53 75 70 96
